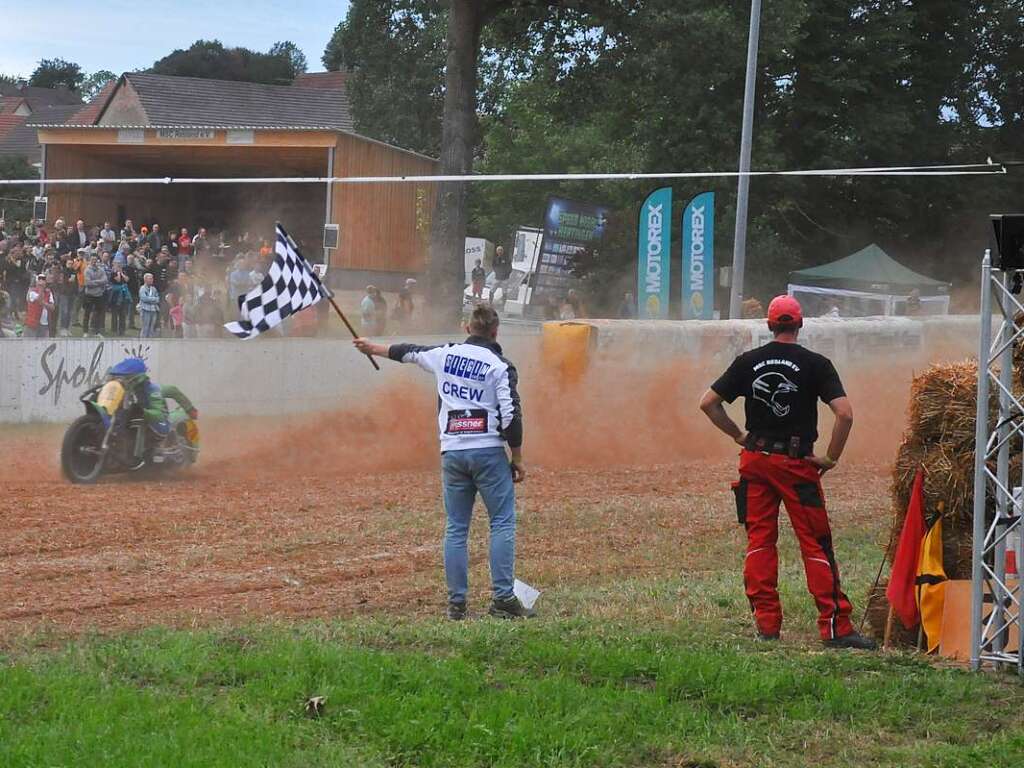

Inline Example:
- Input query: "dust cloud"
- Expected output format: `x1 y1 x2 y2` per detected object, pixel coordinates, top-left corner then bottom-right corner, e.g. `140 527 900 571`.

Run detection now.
197 343 971 476
0 336 974 484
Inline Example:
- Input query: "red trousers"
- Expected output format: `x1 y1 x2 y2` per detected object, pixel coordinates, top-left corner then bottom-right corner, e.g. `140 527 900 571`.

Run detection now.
733 450 854 640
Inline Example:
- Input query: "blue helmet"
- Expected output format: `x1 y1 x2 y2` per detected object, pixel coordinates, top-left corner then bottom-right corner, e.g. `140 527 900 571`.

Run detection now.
109 357 148 376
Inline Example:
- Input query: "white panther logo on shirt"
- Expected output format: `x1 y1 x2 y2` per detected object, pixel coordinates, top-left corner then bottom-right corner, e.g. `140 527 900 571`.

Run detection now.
752 372 799 418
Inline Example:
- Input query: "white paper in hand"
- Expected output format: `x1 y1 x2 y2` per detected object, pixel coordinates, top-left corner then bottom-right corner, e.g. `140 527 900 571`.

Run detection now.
513 579 541 610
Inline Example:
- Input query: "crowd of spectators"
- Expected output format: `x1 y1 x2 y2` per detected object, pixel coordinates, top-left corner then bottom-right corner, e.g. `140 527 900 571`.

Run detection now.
0 216 278 339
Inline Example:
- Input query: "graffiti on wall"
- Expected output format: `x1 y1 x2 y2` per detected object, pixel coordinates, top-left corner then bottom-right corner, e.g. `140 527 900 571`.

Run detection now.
37 342 151 405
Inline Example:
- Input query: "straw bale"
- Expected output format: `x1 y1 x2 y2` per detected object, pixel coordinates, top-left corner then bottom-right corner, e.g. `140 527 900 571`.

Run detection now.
906 361 992 449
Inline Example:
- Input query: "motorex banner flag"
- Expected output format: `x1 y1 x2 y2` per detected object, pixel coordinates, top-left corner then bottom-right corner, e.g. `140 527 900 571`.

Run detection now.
681 191 715 320
637 187 672 319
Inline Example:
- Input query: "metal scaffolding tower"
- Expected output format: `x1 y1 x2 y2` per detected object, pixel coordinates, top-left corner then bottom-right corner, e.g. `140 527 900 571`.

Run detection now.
971 250 1024 672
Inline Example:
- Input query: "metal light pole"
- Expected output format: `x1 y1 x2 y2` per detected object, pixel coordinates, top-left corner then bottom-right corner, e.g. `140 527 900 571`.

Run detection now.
728 0 763 319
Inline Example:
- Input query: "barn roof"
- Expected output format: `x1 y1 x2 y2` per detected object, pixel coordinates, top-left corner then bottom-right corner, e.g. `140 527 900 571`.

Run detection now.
0 105 80 158
99 72 355 131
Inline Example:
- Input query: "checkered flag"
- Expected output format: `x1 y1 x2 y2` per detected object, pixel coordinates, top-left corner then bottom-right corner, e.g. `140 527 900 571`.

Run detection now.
225 223 324 340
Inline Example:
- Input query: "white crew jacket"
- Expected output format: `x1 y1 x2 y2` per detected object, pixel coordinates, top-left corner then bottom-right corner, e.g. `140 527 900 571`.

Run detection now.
389 335 523 453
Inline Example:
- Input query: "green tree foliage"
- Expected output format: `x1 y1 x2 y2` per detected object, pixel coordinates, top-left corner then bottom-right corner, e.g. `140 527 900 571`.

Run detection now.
28 58 84 92
80 70 116 100
0 156 37 220
328 0 1024 311
151 40 306 84
269 41 308 76
323 0 446 155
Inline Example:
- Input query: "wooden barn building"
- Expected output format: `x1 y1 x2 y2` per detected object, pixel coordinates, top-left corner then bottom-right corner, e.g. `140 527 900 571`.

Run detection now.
35 72 437 287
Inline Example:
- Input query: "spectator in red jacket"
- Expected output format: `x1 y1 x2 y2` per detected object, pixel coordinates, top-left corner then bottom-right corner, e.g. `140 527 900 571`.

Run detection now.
25 274 55 338
177 227 192 270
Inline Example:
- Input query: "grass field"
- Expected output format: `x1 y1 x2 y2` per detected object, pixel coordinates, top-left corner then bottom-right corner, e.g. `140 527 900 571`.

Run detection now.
4 601 1024 767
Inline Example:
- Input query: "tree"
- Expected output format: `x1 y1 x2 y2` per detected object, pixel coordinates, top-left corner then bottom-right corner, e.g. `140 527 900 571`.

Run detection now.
0 156 37 221
80 70 116 101
151 40 303 84
0 74 24 91
269 41 308 76
29 58 84 93
323 0 446 155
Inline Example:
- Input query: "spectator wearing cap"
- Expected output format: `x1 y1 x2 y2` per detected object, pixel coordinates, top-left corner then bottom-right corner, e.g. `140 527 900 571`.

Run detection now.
24 274 55 338
699 295 874 650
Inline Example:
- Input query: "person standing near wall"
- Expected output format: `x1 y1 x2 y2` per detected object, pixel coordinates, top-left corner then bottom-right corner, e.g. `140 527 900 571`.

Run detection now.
353 305 531 621
82 255 109 338
698 295 876 650
24 274 55 339
138 272 161 339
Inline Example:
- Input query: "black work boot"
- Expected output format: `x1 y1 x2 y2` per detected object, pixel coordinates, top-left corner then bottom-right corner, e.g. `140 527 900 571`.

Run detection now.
756 632 780 642
488 596 536 619
824 631 877 650
446 600 467 621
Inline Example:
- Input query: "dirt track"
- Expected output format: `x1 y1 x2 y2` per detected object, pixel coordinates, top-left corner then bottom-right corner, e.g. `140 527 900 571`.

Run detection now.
0 356 907 639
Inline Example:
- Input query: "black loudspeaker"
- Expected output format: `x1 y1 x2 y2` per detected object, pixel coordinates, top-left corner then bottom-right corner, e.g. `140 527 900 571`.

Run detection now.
991 214 1024 270
323 224 339 250
33 196 47 222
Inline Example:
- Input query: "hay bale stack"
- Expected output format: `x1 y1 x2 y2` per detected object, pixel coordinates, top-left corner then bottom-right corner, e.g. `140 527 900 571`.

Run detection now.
867 359 1005 641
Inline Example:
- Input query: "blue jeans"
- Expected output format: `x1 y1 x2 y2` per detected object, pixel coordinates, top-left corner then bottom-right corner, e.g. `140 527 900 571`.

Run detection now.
441 446 516 603
141 310 159 338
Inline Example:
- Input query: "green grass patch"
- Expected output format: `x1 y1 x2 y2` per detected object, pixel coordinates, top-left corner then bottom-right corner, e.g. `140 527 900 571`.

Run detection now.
3 615 1024 768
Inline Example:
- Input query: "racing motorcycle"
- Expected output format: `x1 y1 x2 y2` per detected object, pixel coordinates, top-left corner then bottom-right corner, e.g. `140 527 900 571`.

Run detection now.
60 378 199 484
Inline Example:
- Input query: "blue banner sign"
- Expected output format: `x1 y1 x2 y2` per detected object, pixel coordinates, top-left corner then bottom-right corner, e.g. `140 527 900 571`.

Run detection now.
681 191 714 320
637 187 672 319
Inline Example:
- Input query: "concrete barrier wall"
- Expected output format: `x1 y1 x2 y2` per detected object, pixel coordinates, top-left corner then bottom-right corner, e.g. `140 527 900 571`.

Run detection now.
580 315 984 368
0 316 985 423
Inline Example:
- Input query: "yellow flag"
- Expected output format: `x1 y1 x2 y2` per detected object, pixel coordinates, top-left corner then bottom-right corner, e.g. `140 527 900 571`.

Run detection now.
916 518 948 653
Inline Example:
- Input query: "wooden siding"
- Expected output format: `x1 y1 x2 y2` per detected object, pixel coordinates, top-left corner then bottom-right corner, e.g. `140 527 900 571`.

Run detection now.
40 129 438 274
330 132 437 274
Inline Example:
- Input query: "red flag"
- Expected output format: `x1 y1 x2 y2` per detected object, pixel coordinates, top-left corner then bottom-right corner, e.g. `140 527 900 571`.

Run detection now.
887 469 927 629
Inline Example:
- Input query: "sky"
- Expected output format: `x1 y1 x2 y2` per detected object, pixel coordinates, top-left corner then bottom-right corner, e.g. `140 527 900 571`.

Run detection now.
1 0 351 79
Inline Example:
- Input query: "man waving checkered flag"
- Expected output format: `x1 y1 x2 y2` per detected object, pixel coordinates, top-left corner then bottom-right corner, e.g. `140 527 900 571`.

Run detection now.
225 223 324 340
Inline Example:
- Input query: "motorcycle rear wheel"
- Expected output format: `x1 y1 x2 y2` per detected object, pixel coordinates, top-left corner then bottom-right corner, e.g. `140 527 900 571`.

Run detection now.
61 414 106 484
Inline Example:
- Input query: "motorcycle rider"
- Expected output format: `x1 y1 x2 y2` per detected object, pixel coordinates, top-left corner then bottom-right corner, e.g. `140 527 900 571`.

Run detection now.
104 357 197 458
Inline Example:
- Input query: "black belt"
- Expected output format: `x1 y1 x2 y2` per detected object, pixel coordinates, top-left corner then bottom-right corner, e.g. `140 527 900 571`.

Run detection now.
744 434 812 458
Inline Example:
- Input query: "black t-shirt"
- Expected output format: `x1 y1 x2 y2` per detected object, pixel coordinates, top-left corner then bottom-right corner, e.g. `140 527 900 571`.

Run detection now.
711 341 845 442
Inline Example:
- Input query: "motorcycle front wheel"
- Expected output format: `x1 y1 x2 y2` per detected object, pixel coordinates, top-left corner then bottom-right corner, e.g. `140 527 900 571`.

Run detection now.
61 414 106 484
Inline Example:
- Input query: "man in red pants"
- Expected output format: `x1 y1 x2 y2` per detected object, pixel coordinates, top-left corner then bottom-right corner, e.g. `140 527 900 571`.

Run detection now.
699 295 876 649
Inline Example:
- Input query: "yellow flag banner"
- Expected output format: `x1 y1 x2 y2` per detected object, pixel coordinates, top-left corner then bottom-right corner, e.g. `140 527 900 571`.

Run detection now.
916 517 948 653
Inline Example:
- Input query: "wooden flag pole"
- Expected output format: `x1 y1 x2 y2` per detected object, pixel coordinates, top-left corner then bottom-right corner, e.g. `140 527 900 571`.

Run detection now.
281 223 378 372
325 292 379 370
